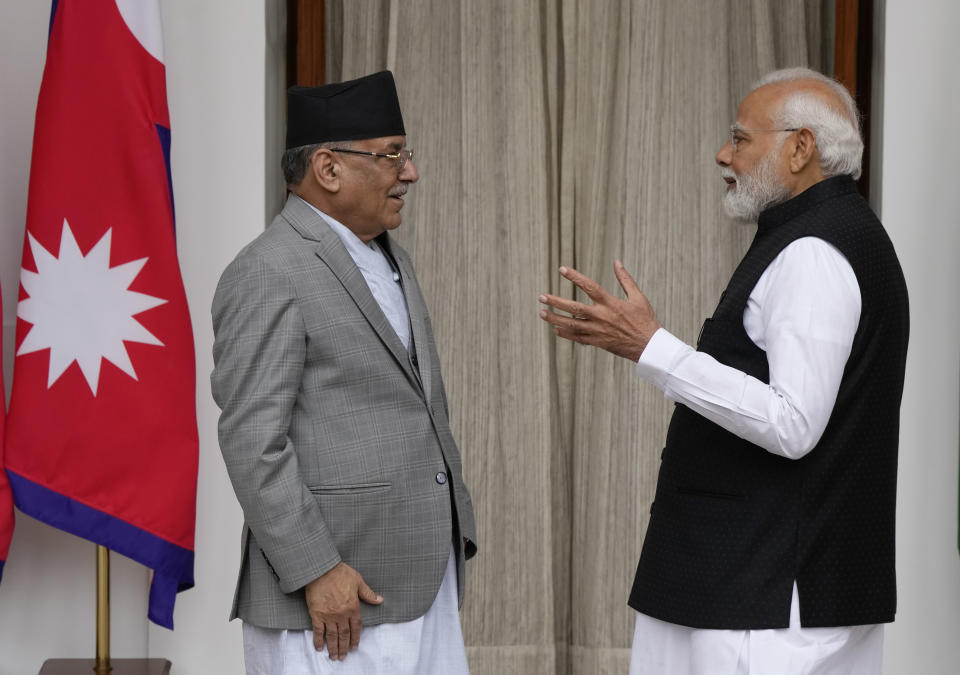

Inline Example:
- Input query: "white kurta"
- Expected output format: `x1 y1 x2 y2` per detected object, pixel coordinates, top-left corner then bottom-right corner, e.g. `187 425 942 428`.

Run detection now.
242 199 469 674
244 549 468 674
631 236 884 674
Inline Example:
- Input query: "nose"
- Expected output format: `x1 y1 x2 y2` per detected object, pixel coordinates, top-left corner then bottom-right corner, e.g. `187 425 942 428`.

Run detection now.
400 157 419 183
716 141 733 167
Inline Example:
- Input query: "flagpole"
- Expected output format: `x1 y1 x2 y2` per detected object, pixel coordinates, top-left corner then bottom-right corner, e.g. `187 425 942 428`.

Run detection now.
96 545 111 673
38 543 171 672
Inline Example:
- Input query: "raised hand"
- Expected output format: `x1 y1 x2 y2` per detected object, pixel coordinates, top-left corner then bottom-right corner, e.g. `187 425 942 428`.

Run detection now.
538 260 661 362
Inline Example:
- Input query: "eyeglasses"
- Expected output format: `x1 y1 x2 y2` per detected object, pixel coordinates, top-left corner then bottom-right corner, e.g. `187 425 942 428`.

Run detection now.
729 127 798 150
329 147 414 173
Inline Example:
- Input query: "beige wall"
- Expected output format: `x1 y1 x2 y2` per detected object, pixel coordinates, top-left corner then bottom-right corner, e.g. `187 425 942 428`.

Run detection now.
881 0 960 671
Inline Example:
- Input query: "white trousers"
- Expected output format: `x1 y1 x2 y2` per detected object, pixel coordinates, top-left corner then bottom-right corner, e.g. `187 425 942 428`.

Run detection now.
243 549 469 675
629 584 883 675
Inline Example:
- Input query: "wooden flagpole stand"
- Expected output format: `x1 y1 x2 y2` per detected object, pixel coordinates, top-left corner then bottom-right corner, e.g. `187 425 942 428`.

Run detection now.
38 546 171 674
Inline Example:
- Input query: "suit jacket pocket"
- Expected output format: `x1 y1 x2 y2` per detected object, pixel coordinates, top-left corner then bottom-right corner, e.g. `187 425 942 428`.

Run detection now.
307 482 392 496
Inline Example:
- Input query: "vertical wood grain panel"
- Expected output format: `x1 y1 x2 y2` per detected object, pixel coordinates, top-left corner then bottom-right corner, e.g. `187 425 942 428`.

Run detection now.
295 0 324 86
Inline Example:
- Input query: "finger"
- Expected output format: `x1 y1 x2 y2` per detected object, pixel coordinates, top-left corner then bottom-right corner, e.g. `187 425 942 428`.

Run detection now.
538 294 592 318
324 621 341 660
613 260 642 297
541 311 595 339
538 308 559 326
324 623 339 660
357 580 383 605
349 614 363 651
539 309 591 331
559 266 613 303
313 624 325 652
337 622 351 661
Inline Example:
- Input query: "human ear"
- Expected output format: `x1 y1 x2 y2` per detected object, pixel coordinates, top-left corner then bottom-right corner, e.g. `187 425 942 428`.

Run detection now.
312 149 341 193
789 128 817 173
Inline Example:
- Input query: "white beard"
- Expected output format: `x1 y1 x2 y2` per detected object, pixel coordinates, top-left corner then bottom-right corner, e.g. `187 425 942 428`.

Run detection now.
721 150 792 222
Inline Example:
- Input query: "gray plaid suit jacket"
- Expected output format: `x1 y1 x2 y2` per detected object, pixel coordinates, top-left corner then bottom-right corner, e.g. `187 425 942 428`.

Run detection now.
211 194 477 630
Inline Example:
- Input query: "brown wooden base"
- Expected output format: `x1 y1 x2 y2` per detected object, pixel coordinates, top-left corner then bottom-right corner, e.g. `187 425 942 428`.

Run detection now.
39 659 171 675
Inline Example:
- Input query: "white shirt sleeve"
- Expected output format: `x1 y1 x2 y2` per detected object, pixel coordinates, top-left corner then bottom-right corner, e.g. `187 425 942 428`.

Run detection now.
635 237 861 459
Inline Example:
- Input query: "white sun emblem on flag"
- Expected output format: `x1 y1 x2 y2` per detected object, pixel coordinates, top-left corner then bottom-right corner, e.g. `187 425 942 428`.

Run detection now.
17 219 168 396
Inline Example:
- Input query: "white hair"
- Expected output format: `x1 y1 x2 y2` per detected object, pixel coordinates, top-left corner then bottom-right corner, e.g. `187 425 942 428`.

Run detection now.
754 67 864 180
281 139 356 186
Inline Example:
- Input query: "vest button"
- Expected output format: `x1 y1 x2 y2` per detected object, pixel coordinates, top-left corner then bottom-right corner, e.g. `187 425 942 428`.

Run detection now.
435 471 448 485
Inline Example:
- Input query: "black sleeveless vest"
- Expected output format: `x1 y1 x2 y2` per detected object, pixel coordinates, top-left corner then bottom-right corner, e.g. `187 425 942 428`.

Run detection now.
628 176 909 629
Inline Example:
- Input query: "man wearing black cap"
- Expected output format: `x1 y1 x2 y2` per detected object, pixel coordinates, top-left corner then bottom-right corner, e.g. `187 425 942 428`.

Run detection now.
212 71 477 674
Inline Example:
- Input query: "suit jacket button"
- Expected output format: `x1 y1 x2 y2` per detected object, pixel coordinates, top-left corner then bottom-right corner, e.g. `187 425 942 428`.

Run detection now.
435 471 448 485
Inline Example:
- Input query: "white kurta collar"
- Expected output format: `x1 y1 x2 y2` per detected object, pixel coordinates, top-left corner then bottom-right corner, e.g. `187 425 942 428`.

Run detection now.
298 197 410 349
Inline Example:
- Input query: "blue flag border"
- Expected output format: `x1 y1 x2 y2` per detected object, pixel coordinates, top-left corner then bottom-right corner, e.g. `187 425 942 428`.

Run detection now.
6 469 194 629
155 123 176 233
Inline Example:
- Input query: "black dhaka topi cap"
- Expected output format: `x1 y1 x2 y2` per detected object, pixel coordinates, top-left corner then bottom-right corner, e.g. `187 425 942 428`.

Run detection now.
286 70 406 149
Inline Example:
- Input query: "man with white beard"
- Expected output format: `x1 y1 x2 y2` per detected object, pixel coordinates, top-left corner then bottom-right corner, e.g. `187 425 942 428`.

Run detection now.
538 67 909 674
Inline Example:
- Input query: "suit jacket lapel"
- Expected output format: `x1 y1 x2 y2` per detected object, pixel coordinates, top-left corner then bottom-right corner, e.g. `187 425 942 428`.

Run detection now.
280 195 420 392
381 235 434 407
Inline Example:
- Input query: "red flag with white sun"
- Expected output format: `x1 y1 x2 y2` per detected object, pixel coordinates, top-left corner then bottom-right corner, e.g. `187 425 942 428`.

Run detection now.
4 0 197 629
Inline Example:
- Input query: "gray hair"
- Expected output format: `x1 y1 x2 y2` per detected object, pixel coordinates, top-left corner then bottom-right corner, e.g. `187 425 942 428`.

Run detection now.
281 139 355 186
755 67 864 180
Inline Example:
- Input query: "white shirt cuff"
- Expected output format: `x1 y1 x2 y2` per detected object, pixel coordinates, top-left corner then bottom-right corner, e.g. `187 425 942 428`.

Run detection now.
635 328 694 389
